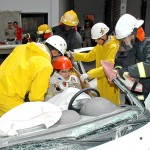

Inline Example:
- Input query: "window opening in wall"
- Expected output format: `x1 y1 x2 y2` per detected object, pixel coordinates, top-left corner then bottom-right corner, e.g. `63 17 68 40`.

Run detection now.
84 14 95 27
21 13 48 41
113 0 121 29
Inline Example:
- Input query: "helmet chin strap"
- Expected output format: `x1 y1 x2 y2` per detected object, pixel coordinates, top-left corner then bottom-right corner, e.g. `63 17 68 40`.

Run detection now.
126 37 133 49
49 50 62 61
129 28 137 47
99 38 105 45
127 34 136 49
44 42 59 61
101 38 105 42
51 54 61 60
101 35 108 45
49 51 59 62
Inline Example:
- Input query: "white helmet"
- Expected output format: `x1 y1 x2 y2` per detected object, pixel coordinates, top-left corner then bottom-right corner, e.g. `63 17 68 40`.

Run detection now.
91 23 109 40
45 35 67 55
115 14 144 39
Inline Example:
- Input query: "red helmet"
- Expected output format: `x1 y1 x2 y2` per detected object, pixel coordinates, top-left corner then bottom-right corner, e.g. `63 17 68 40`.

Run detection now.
53 56 72 70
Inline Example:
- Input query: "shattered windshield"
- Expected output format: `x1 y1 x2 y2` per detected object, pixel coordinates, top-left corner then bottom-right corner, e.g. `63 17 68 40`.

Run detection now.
2 110 144 150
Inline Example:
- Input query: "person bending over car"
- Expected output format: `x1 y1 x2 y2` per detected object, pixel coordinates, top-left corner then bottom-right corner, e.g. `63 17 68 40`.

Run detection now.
0 35 67 116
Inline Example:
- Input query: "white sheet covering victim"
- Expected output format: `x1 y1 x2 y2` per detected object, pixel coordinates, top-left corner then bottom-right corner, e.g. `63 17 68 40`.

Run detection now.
0 102 62 136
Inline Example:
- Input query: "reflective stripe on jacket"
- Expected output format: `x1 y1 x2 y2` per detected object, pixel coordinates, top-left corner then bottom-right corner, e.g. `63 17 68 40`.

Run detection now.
128 38 150 99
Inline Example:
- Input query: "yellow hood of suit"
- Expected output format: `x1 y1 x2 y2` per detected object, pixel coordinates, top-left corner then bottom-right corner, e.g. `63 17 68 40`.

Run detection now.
0 42 53 116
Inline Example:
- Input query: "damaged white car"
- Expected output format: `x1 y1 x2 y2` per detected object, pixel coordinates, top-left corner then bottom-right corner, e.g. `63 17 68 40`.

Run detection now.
0 47 150 150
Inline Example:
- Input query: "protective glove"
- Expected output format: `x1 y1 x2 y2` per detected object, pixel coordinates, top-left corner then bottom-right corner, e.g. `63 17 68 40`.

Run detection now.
123 72 129 77
66 50 75 58
80 73 89 82
108 69 118 83
118 68 129 80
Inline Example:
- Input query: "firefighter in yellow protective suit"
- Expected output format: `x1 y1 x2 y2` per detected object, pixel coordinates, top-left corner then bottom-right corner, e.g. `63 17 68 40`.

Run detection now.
69 23 120 105
0 35 67 116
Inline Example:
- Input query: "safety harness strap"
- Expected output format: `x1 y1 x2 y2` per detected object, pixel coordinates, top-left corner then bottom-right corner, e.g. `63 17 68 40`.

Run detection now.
131 78 139 91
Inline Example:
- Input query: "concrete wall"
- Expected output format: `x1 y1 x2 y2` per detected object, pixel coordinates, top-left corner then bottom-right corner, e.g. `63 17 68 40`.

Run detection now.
0 0 149 40
0 0 52 25
144 0 150 36
59 0 74 21
0 0 73 41
74 0 105 28
0 11 21 41
126 0 141 18
124 0 150 36
51 0 59 27
74 0 150 36
0 0 53 41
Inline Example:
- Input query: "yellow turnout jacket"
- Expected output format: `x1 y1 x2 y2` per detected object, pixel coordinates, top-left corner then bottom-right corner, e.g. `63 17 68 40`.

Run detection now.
0 42 53 116
74 37 120 105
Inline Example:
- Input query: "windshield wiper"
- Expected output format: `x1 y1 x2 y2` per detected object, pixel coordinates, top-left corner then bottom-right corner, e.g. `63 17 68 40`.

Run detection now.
126 118 150 125
5 136 114 149
46 136 114 144
116 118 150 137
2 137 114 150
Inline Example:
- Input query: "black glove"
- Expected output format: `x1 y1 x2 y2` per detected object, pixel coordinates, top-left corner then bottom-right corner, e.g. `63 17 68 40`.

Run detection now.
118 68 128 80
